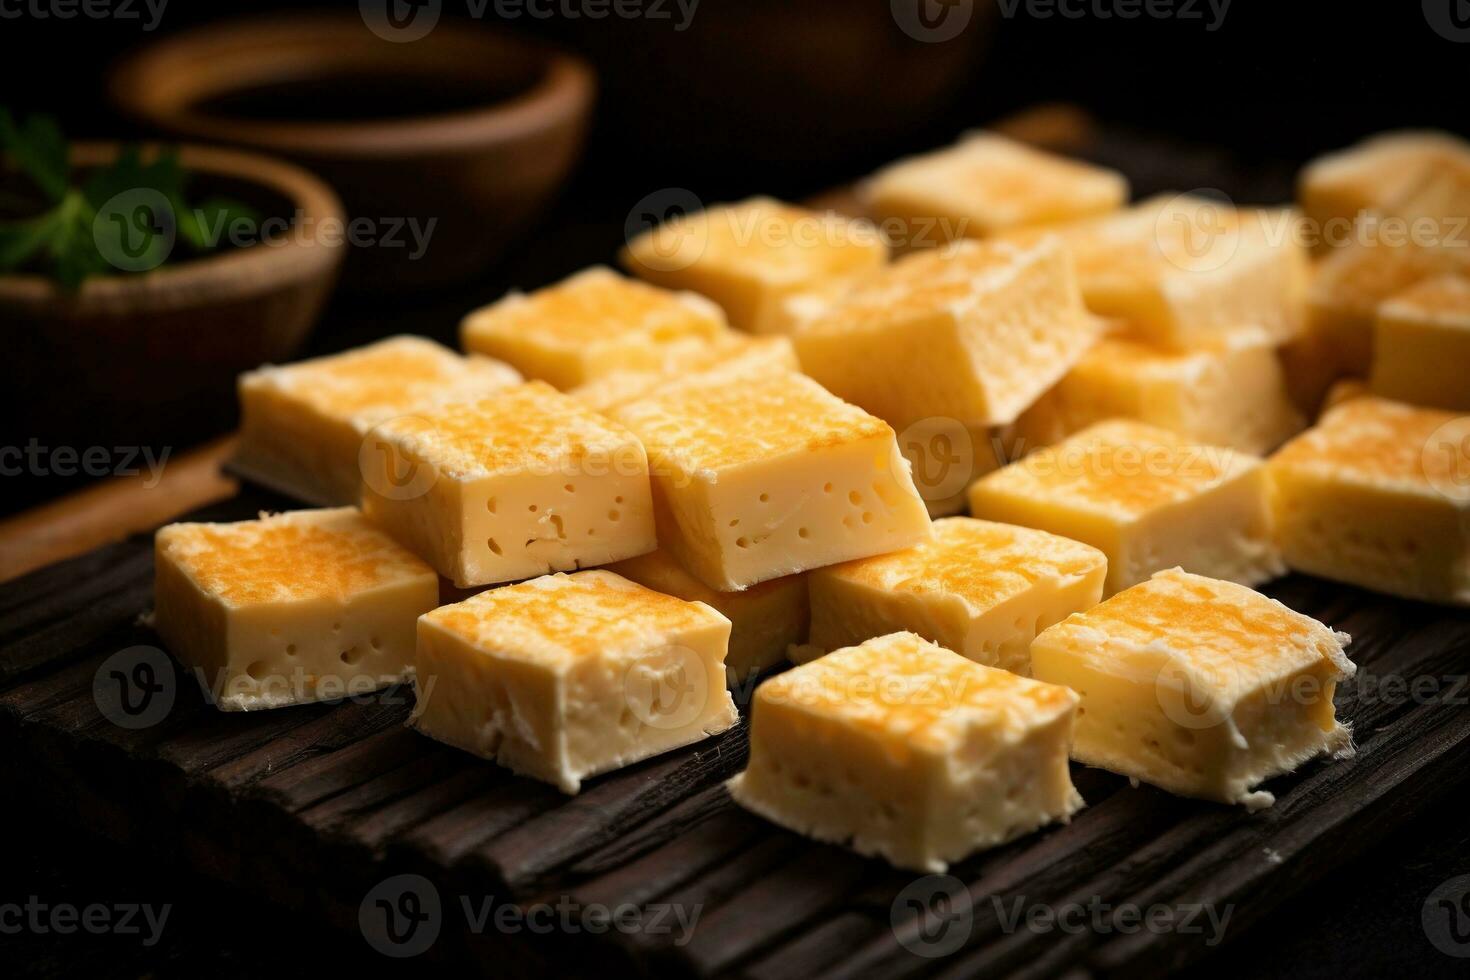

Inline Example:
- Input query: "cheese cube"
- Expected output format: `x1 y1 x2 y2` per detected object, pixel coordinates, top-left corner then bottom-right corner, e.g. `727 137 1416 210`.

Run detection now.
412 571 738 793
153 508 439 711
1009 336 1304 457
1307 166 1470 375
1030 568 1355 809
611 370 931 591
967 420 1282 596
605 547 807 686
1298 130 1470 253
897 417 1004 517
570 334 799 413
1369 275 1470 411
806 518 1106 675
792 237 1100 429
1013 196 1309 350
727 631 1084 872
620 197 889 333
860 131 1128 247
1268 396 1470 605
234 336 522 506
360 381 656 588
459 266 729 390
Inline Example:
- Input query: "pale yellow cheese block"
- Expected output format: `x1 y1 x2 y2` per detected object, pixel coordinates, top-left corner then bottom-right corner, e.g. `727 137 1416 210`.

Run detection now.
153 508 439 711
896 416 1005 517
570 334 799 413
1008 196 1310 351
611 369 931 591
967 420 1282 596
1268 396 1470 605
620 196 889 333
412 570 738 794
805 517 1106 675
1369 275 1470 412
460 266 729 390
1009 336 1304 457
860 130 1128 247
604 546 808 687
792 237 1100 429
234 335 522 507
1298 130 1470 254
728 632 1083 872
1031 568 1355 809
360 381 656 588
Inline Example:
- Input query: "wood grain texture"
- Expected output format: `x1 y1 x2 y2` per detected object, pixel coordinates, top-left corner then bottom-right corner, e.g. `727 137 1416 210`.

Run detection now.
2 486 1468 979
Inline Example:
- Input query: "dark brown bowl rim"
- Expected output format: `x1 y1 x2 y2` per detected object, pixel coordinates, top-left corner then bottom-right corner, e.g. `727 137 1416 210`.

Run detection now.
109 13 597 158
0 141 345 312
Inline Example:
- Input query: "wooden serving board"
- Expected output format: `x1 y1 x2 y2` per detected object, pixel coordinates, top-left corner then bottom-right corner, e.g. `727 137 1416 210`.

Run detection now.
3 483 1469 978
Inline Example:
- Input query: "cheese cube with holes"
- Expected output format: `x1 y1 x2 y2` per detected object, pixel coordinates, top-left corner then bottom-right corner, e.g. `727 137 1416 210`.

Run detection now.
1369 276 1470 411
360 381 656 588
1298 130 1470 253
860 131 1128 247
967 420 1282 596
1008 196 1309 350
153 508 439 711
571 334 799 413
1009 336 1304 457
728 631 1083 872
1268 397 1470 605
459 266 729 390
412 570 738 793
1030 568 1355 809
792 237 1100 430
1307 166 1470 375
620 197 889 333
805 518 1107 675
234 336 523 506
611 371 931 591
606 547 807 685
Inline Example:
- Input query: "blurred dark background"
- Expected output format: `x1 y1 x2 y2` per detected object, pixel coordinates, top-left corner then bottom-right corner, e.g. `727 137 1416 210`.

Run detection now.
1 0 1466 512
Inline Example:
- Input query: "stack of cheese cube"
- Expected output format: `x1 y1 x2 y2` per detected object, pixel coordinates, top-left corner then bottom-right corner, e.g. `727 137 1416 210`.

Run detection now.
150 128 1470 875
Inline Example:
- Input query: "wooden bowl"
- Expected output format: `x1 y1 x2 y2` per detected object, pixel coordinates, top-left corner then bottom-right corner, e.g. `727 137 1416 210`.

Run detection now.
0 142 344 451
111 14 595 290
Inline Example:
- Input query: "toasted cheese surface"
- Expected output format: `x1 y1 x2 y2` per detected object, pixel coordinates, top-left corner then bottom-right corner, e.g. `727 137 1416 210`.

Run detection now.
372 381 643 481
1271 396 1466 494
862 131 1128 236
241 335 522 424
571 335 799 413
757 632 1077 752
1380 273 1470 325
977 420 1257 520
613 370 892 473
156 508 434 606
421 570 726 669
1038 568 1351 697
825 518 1104 613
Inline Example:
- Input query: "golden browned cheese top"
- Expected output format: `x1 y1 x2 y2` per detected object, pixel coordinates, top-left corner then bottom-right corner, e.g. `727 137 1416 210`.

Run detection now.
757 632 1078 753
1270 395 1468 493
158 508 434 606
